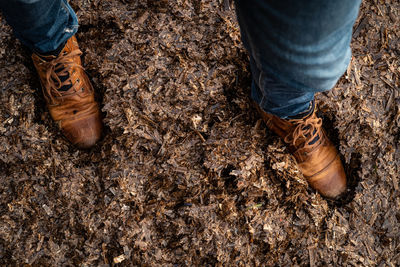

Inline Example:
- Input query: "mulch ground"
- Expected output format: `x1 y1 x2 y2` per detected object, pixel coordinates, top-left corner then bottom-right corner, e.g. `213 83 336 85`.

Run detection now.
1 0 400 266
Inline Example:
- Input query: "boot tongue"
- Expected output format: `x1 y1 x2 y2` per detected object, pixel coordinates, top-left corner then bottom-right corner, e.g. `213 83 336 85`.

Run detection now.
52 63 72 92
307 130 320 146
37 43 72 92
288 101 320 147
290 124 320 148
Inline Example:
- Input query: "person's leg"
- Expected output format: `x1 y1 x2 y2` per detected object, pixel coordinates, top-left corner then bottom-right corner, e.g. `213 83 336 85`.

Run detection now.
235 0 361 118
234 0 362 198
0 0 102 148
0 0 78 53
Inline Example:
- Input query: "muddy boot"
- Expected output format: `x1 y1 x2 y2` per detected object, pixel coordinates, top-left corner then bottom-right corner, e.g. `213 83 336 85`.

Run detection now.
32 35 102 148
256 103 346 199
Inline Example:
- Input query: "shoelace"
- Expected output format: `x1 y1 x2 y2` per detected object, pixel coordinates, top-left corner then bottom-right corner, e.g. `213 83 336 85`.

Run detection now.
40 49 84 103
284 114 323 152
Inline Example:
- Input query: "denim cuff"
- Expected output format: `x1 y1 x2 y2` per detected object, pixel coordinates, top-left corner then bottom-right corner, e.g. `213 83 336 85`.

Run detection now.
0 0 79 53
251 74 315 119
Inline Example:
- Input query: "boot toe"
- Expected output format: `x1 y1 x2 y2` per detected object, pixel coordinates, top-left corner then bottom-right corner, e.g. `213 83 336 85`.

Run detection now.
62 113 102 149
74 130 101 149
307 155 347 199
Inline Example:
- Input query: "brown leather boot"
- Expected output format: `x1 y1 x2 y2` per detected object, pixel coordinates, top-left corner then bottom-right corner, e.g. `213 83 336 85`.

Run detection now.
255 104 346 199
32 35 102 148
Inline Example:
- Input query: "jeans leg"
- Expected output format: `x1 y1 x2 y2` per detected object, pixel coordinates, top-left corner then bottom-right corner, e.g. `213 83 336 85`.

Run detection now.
0 0 78 53
235 0 361 118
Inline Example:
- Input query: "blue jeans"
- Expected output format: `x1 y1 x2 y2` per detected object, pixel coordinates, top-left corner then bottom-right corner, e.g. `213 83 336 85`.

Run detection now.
235 0 361 118
0 0 78 53
1 0 361 118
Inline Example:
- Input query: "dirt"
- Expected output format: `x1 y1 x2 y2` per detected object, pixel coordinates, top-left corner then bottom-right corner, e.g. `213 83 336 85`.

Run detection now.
1 0 400 266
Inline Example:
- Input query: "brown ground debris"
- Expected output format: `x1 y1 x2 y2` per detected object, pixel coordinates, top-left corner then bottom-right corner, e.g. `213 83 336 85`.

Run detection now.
1 0 400 266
